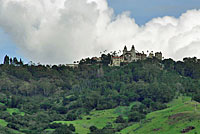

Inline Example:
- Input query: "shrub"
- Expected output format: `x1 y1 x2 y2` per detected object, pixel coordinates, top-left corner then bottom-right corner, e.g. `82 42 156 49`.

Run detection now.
115 115 126 123
128 111 145 122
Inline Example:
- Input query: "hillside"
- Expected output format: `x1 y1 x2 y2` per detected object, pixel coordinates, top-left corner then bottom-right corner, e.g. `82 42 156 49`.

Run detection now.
120 96 200 134
1 56 200 133
47 96 200 134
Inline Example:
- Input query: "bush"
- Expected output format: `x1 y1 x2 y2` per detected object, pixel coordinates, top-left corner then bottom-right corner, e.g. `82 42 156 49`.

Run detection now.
49 123 63 129
192 94 200 103
0 105 7 111
66 113 77 121
115 115 126 123
56 106 68 114
89 126 98 132
53 125 72 134
128 111 145 122
68 124 75 132
7 123 19 130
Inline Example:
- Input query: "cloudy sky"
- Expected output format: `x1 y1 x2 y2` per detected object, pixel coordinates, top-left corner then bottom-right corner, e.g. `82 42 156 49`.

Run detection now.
0 0 200 64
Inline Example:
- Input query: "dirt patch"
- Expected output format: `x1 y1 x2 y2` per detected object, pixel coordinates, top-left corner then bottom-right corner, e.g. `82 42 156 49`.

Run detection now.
168 113 186 120
168 113 189 125
152 128 162 131
181 126 195 133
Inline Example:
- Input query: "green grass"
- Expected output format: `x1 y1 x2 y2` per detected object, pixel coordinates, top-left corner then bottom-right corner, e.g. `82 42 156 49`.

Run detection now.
167 96 191 107
0 119 8 127
52 96 200 134
120 96 200 134
51 102 140 134
7 108 25 116
0 102 25 116
0 119 22 134
0 102 5 105
114 102 140 118
53 109 119 134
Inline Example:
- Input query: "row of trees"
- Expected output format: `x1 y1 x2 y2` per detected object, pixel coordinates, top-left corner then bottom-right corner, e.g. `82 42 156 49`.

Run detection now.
3 55 23 66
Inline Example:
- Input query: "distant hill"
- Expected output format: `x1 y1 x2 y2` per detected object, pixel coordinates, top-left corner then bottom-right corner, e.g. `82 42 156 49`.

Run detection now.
0 56 200 133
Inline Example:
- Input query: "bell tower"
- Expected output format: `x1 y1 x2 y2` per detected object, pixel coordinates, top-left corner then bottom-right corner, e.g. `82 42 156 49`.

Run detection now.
131 45 135 52
131 45 136 61
123 45 127 55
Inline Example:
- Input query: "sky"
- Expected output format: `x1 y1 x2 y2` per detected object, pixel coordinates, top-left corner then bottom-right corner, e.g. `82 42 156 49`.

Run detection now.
108 0 200 24
0 0 200 64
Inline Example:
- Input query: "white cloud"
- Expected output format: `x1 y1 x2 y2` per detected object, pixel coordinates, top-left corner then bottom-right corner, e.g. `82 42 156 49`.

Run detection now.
0 0 200 64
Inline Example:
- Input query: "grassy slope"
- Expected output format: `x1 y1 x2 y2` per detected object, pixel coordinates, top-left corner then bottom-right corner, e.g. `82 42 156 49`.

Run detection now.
53 109 119 134
6 108 25 116
120 96 200 134
0 119 8 127
52 102 137 134
0 102 5 105
0 119 22 134
52 96 200 134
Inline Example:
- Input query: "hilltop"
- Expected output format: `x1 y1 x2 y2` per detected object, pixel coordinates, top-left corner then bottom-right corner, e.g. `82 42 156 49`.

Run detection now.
0 55 200 133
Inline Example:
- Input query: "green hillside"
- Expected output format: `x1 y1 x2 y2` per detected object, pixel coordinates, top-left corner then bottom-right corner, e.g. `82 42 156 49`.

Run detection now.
1 56 200 133
50 96 200 134
120 96 200 134
0 119 8 127
53 109 118 134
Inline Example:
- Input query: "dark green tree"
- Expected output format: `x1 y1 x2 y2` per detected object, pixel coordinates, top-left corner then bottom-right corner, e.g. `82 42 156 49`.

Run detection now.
68 124 75 132
128 111 145 122
89 126 98 132
115 115 126 123
13 57 18 65
53 125 72 134
3 55 9 65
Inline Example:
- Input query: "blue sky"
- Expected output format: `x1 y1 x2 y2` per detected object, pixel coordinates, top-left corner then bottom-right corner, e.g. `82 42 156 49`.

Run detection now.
108 0 200 24
1 0 200 63
0 29 18 63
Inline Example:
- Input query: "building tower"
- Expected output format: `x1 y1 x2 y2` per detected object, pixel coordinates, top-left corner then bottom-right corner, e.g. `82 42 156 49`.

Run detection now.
155 52 162 60
123 46 127 55
131 45 135 52
131 45 137 61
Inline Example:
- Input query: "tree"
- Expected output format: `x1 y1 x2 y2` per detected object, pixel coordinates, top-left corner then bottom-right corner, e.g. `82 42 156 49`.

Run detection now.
0 105 7 111
192 93 200 103
13 57 18 65
9 58 13 65
89 126 98 132
101 54 111 65
53 125 72 134
49 123 62 129
128 111 145 122
66 113 77 121
162 58 175 70
3 55 9 65
7 123 19 130
7 96 21 108
68 124 75 132
19 58 23 66
115 115 126 123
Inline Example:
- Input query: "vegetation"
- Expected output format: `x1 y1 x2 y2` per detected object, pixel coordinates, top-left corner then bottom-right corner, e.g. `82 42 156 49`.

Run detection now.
120 96 200 134
1 55 200 133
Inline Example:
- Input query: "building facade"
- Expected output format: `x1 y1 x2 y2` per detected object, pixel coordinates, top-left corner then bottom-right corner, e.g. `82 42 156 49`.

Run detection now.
109 45 163 66
123 45 138 62
155 52 162 60
109 56 123 67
